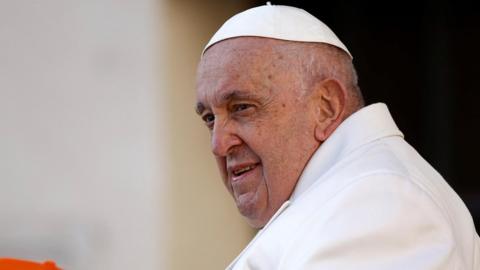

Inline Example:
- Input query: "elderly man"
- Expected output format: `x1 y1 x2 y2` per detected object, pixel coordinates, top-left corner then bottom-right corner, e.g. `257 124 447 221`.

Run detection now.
195 4 480 270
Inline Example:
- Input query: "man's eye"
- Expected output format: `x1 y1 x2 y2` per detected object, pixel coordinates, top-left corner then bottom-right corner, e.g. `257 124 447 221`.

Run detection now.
202 113 215 125
233 103 253 112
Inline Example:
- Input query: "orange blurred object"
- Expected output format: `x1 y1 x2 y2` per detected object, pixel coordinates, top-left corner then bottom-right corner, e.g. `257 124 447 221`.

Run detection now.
0 258 61 270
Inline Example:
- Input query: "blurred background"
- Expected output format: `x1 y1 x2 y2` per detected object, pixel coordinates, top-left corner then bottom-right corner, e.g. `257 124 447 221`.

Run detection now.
0 0 478 269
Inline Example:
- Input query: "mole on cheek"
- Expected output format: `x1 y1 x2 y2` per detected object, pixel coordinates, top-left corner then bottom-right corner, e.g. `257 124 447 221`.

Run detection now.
281 103 286 108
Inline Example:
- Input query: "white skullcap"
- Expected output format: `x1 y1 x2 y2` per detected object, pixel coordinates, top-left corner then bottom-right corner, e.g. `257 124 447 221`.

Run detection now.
203 2 352 58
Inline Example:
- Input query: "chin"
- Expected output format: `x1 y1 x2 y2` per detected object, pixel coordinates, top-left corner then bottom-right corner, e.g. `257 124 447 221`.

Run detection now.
245 217 268 229
240 205 269 228
237 203 266 228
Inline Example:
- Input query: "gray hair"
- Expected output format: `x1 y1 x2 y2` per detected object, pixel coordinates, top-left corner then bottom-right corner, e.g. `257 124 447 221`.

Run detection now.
276 41 364 114
303 43 364 112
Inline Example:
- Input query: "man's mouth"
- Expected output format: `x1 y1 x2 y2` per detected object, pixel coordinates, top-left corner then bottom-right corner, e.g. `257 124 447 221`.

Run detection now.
230 163 259 180
233 164 257 177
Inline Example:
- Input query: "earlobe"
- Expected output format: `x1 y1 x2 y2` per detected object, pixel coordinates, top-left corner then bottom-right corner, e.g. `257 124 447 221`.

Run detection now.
314 124 328 142
312 79 346 142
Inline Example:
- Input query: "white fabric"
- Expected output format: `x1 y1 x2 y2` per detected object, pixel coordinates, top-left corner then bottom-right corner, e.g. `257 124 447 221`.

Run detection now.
203 4 352 58
227 103 480 270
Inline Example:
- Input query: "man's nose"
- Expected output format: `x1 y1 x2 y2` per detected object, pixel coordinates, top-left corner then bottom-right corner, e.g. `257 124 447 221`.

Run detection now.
211 121 242 157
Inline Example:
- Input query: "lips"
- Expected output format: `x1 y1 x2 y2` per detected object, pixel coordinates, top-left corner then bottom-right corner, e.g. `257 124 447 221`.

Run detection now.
233 164 256 176
229 163 260 181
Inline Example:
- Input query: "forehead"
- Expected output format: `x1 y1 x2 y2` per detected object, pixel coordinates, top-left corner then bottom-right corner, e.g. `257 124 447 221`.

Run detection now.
196 37 299 107
198 38 282 82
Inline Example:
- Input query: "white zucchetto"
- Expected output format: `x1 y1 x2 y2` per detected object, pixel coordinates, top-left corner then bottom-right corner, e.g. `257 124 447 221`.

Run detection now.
203 3 352 58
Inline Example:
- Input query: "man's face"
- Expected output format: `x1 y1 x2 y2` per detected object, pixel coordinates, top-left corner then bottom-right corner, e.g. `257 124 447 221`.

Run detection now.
195 37 319 228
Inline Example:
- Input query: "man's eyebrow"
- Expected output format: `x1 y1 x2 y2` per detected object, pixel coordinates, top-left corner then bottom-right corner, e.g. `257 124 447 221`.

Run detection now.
219 90 261 103
195 102 205 115
195 90 263 115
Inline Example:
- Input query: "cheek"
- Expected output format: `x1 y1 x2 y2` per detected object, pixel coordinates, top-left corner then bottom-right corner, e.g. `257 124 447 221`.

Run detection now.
257 110 313 178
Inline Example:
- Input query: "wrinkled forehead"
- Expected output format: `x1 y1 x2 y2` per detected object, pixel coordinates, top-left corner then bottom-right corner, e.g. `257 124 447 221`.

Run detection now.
200 37 284 71
197 37 299 85
195 37 305 109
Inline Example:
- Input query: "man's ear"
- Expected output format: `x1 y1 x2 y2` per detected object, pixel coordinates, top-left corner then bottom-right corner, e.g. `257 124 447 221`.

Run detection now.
312 79 346 142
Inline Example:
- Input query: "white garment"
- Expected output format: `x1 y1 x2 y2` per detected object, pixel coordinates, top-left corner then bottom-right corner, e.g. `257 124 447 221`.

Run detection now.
227 103 480 270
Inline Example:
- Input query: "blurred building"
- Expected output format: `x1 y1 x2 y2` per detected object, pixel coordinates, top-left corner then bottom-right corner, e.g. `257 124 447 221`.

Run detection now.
0 0 253 269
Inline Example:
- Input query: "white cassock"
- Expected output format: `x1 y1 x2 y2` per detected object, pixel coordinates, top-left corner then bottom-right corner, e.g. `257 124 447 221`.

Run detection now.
227 103 480 270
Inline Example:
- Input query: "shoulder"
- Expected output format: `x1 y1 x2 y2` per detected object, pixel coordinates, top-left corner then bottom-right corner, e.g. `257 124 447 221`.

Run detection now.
298 172 452 232
279 173 460 269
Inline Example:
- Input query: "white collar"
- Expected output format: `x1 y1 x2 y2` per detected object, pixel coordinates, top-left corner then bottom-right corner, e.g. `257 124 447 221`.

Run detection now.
290 103 404 201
